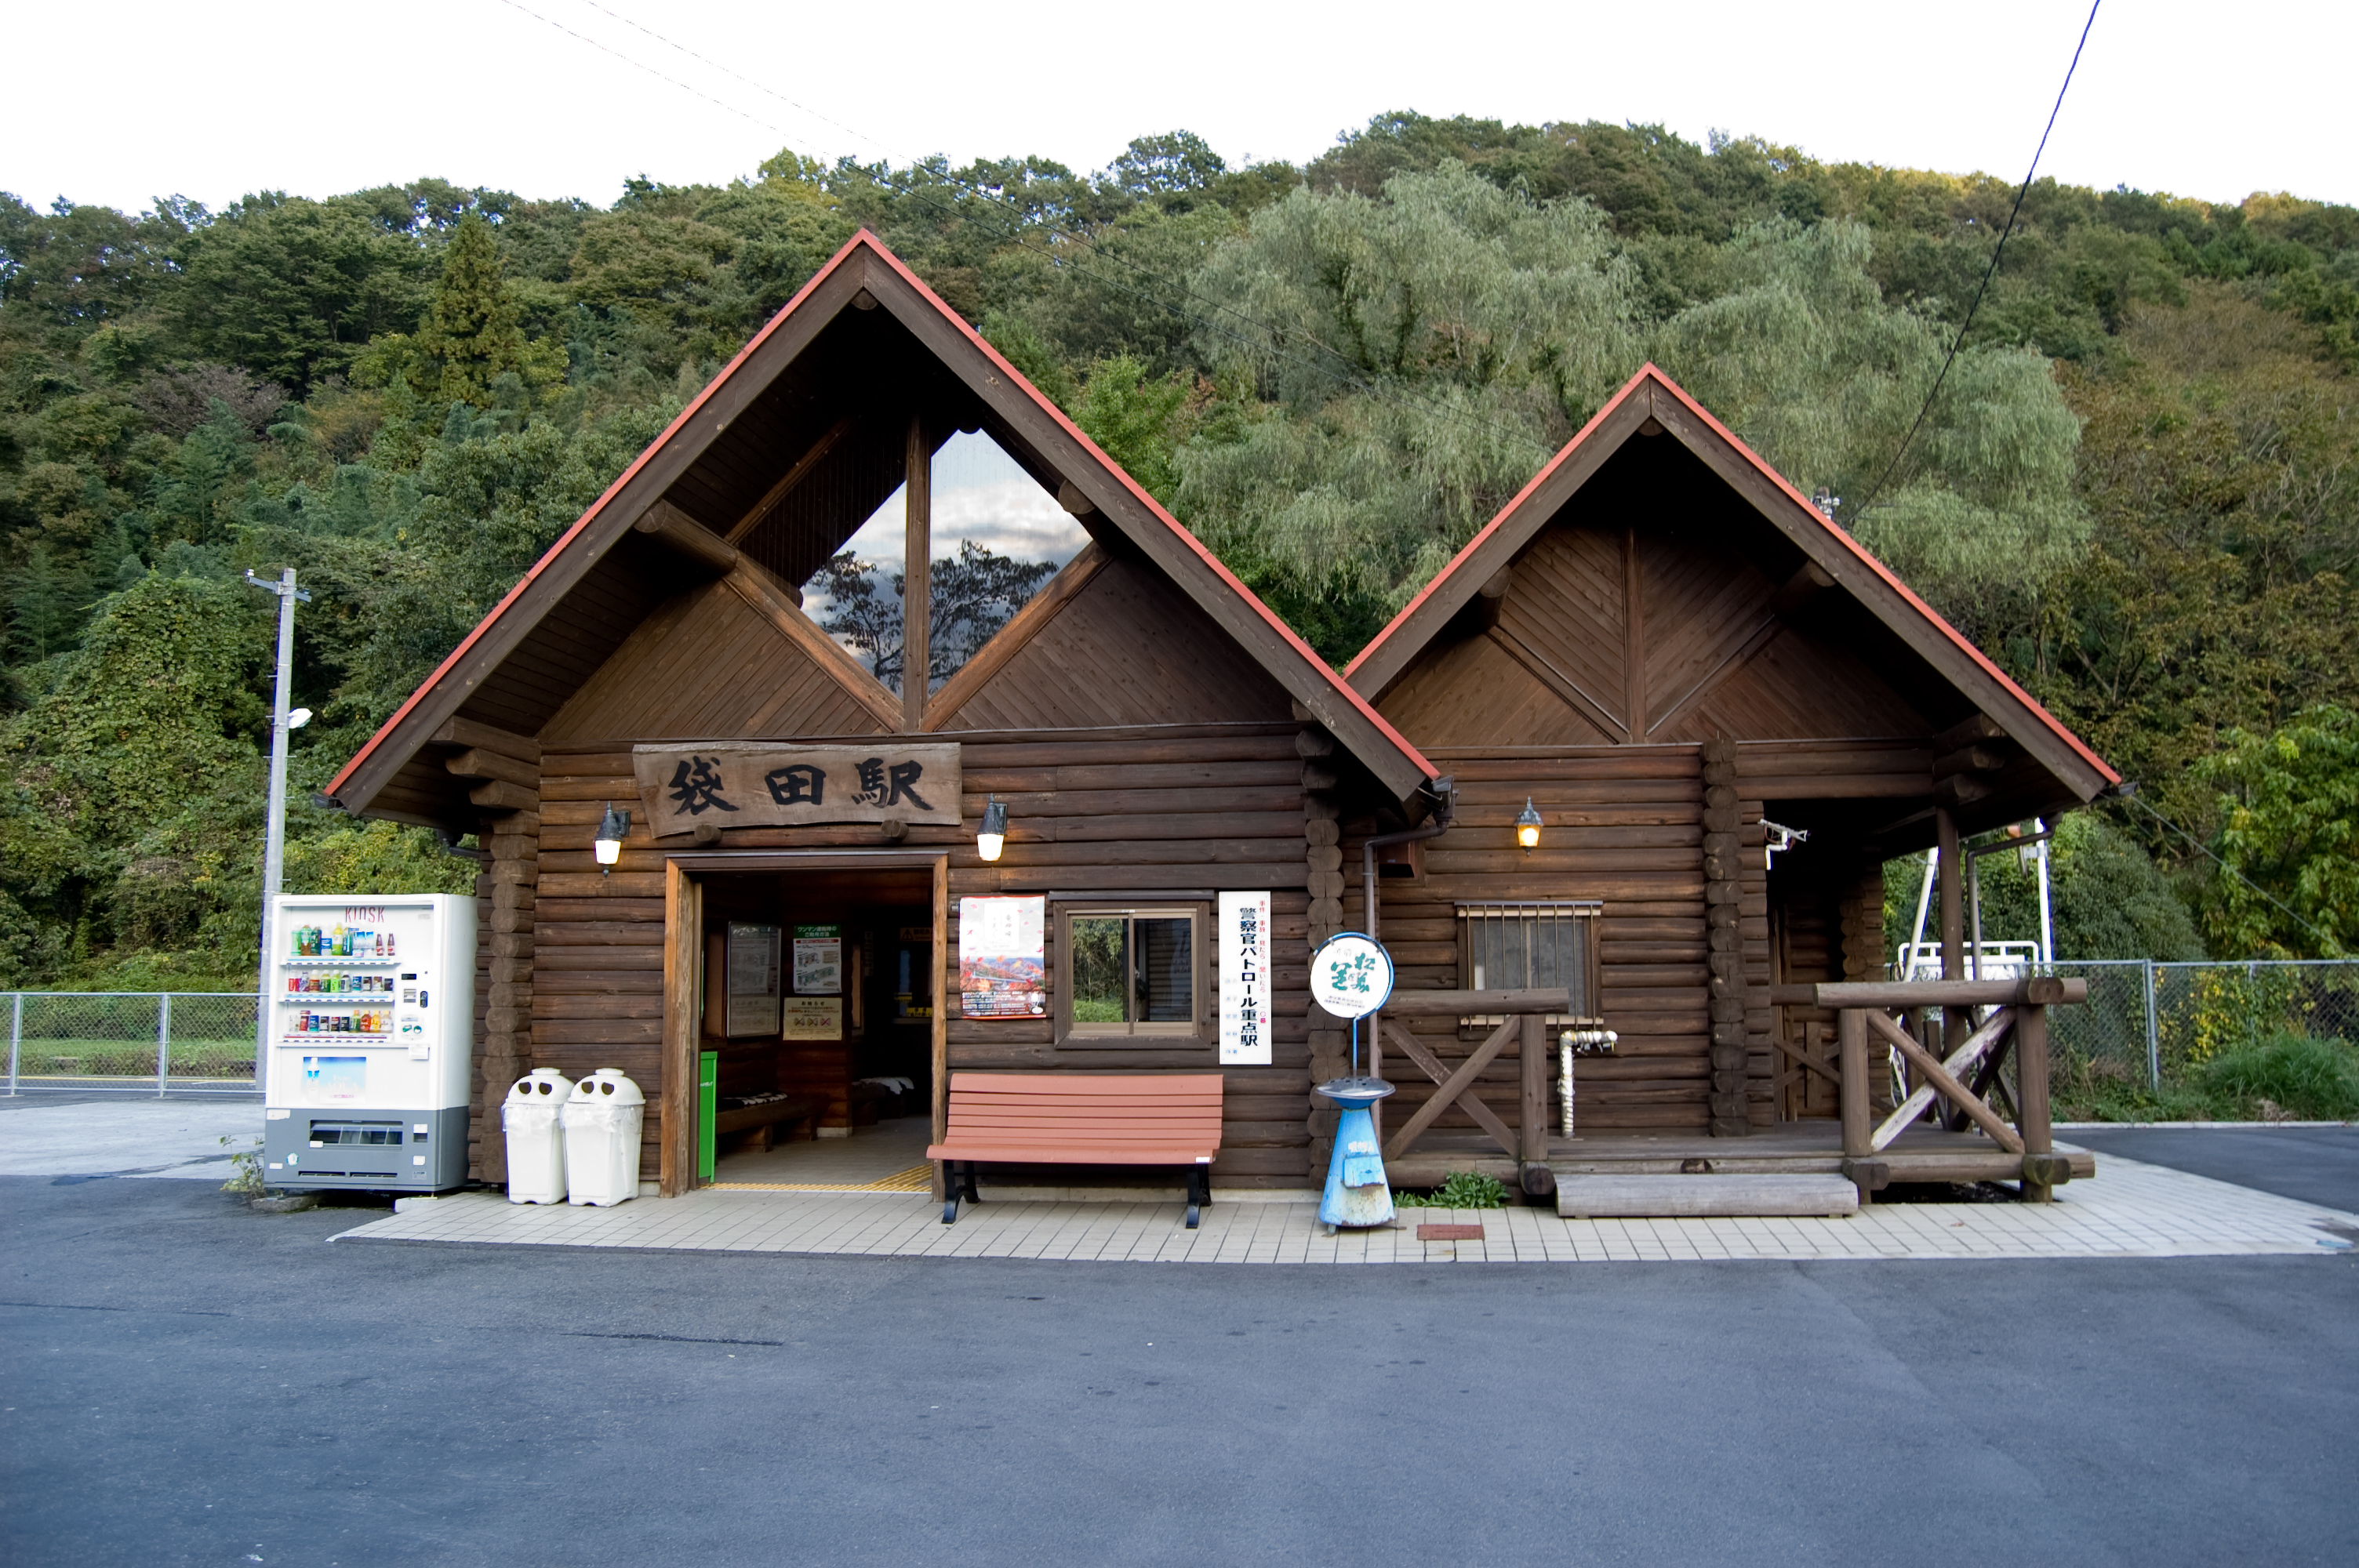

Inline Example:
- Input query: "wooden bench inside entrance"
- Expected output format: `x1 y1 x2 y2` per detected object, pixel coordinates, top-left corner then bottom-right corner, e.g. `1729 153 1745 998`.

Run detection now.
927 1073 1223 1227
712 1094 822 1153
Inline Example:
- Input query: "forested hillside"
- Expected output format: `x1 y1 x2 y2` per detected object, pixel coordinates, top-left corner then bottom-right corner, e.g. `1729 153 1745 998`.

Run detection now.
5 114 2356 986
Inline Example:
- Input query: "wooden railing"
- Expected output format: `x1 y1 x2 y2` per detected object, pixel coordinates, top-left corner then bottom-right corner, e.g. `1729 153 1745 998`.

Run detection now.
1807 977 2087 1202
1372 987 1569 1197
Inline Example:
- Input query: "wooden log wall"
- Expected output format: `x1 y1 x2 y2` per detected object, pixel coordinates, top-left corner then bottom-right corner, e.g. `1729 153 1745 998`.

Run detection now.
443 723 542 1182
1772 851 1892 1121
948 724 1314 1189
1700 735 1772 1136
518 723 1320 1190
1354 747 1721 1138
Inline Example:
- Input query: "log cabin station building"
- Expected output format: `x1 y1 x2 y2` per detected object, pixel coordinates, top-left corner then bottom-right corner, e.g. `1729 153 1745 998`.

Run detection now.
325 230 2117 1210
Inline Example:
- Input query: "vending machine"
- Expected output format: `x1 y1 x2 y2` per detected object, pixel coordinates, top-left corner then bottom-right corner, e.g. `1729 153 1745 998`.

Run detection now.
260 894 476 1192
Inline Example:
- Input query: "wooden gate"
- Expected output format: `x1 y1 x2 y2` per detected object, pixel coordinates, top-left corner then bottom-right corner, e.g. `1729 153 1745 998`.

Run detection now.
1372 987 1568 1197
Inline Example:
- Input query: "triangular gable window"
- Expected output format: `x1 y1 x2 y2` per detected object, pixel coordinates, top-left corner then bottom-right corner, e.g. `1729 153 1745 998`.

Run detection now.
799 430 1089 695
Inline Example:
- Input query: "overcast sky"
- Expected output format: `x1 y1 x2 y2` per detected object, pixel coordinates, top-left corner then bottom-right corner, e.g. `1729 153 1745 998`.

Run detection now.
12 0 2353 215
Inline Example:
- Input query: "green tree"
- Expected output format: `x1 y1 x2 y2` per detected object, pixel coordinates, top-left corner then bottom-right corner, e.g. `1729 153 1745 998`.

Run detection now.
1648 220 2086 641
171 194 429 390
2192 706 2358 958
1176 162 1637 652
410 210 536 406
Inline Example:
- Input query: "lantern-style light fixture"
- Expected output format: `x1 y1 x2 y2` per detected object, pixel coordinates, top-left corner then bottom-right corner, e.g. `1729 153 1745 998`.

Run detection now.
1515 797 1543 855
976 795 1009 862
594 804 631 872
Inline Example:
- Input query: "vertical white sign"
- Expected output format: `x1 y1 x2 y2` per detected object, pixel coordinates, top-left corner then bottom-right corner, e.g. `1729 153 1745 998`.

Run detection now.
1219 891 1274 1065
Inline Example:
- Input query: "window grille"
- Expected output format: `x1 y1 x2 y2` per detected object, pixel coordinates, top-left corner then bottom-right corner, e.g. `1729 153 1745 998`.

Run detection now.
1456 902 1601 1033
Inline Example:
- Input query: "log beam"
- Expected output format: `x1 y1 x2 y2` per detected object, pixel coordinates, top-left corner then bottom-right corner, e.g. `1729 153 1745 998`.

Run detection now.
632 499 740 575
1814 978 2087 1009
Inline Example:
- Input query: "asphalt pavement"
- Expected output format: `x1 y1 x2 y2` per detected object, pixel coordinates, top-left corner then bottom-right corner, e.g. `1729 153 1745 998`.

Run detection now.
3 1174 2354 1567
2066 1123 2359 1214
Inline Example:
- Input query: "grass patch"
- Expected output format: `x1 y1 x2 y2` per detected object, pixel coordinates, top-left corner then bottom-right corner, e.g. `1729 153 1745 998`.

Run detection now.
2057 1033 2359 1121
1394 1171 1508 1209
2200 1033 2359 1120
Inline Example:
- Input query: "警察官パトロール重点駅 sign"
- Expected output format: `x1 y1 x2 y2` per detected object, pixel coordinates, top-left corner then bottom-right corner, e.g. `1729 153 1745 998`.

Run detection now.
630 742 961 831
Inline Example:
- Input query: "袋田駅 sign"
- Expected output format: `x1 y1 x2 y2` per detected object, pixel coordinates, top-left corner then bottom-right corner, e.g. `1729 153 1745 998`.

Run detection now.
631 742 961 831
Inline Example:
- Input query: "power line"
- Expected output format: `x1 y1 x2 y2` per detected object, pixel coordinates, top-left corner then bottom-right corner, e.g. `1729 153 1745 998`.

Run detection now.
1848 0 2103 523
2119 790 2339 952
485 0 1558 456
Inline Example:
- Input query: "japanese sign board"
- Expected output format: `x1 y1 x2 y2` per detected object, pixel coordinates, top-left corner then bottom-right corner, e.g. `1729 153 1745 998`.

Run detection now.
1310 932 1394 1022
725 922 782 1037
958 895 1045 1018
781 996 844 1040
1217 891 1274 1065
1218 891 1274 1065
792 925 841 996
631 742 961 830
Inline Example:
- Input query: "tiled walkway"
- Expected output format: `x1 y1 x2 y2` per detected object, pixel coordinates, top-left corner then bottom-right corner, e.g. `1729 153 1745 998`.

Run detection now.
336 1152 2359 1264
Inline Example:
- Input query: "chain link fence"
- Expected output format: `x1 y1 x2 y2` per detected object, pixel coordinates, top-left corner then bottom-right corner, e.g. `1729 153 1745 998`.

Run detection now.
2040 960 2359 1099
5 993 260 1094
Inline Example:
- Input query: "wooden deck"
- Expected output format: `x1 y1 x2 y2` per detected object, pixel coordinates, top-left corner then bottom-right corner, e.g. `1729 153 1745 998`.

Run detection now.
1388 1121 2095 1189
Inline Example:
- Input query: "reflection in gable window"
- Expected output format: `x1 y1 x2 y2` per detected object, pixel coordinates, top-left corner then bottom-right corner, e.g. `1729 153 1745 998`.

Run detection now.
799 430 1089 694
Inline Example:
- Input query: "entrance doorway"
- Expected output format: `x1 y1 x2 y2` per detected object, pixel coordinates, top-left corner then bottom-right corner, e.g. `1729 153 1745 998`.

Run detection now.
662 855 946 1194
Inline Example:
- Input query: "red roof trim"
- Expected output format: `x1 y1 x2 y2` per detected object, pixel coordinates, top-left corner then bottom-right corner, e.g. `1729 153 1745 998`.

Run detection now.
1343 368 1651 680
328 230 876 798
854 240 1438 783
331 230 1435 799
1345 363 2116 786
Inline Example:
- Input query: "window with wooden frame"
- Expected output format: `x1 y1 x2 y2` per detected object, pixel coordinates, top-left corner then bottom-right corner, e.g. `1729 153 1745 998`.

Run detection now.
1056 903 1209 1044
1456 902 1602 1035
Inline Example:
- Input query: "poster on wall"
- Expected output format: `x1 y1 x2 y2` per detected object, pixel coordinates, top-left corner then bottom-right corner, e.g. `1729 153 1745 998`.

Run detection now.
725 923 783 1037
958 896 1045 1018
793 925 842 995
1218 891 1274 1065
782 996 845 1040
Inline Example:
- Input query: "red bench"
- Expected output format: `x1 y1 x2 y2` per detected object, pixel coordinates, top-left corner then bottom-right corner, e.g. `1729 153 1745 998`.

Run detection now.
926 1073 1224 1227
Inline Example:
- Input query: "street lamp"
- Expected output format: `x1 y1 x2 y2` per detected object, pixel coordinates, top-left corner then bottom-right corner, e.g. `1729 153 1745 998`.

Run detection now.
243 568 310 1075
594 804 631 873
976 796 1008 862
1515 797 1543 855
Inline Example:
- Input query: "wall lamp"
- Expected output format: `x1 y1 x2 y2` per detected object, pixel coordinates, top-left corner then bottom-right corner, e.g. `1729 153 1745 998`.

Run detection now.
1515 797 1543 855
976 795 1009 862
594 804 631 872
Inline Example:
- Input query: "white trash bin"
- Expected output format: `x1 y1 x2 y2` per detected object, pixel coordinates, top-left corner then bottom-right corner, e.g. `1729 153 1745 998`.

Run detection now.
501 1069 575 1204
562 1069 645 1207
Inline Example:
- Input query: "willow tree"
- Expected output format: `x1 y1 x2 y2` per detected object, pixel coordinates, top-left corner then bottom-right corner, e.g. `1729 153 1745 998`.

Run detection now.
1649 220 2086 646
1176 162 1640 654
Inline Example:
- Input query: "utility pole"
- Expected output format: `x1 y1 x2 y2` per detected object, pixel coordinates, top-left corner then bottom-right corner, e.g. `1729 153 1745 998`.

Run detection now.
245 569 311 1076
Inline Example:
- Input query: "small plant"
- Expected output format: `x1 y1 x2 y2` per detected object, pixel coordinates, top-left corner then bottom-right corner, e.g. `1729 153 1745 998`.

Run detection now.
220 1135 270 1198
1395 1171 1507 1209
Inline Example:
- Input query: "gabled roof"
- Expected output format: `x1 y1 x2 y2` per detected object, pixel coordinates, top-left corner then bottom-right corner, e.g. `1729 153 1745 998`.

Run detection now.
1343 364 2117 800
327 230 1437 816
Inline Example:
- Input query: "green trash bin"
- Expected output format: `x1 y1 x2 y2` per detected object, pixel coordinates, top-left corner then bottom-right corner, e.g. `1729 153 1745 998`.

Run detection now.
697 1049 718 1185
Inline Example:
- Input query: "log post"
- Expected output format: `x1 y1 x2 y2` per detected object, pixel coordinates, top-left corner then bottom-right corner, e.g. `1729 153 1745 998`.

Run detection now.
903 414 930 733
1519 1011 1552 1196
1701 736 1749 1136
1839 1008 1870 1159
660 862 700 1197
1936 805 1966 1054
2016 1002 2055 1202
